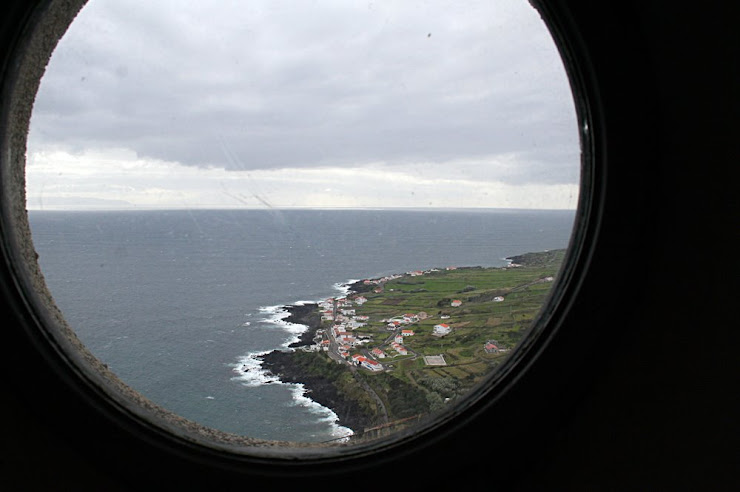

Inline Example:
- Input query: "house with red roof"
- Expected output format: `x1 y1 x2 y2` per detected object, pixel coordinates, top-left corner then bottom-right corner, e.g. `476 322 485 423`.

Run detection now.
371 347 386 358
361 358 383 372
433 323 452 336
484 342 499 353
391 343 408 355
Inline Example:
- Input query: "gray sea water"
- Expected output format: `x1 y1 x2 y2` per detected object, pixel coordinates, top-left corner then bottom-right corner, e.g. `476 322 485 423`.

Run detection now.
28 208 575 442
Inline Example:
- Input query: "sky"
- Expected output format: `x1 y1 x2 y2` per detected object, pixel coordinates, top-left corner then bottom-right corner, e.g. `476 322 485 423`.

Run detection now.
26 0 580 210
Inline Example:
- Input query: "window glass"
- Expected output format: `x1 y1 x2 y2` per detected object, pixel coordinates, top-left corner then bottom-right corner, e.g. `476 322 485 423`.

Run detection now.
26 0 578 444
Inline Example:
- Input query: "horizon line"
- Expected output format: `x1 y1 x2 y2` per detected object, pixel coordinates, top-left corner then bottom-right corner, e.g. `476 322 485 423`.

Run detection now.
26 205 578 213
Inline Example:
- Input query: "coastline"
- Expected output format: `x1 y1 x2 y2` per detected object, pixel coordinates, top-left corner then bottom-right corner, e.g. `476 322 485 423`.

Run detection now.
282 303 321 348
259 349 372 435
255 251 565 437
258 293 374 435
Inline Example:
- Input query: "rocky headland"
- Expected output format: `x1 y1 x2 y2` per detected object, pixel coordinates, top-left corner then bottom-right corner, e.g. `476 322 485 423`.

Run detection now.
259 297 375 435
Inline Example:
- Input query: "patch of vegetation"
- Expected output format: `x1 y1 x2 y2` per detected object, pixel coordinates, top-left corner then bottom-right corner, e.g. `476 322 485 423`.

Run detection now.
305 250 566 433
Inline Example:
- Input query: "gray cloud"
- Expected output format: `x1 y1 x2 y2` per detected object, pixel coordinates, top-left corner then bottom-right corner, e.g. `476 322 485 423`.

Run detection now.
29 0 579 186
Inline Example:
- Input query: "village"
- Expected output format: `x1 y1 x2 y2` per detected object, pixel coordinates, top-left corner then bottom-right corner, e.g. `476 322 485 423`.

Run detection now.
267 250 564 435
300 267 514 373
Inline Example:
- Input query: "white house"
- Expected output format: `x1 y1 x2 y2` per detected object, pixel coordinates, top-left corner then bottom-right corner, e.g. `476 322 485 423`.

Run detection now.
371 348 386 359
391 342 408 355
451 300 462 307
340 336 357 347
433 323 452 336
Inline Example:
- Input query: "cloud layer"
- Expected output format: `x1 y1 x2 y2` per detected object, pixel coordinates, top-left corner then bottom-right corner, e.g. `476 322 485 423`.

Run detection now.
28 0 580 209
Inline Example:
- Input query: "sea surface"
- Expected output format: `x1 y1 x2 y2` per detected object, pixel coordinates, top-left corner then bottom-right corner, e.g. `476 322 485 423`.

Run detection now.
28 208 575 442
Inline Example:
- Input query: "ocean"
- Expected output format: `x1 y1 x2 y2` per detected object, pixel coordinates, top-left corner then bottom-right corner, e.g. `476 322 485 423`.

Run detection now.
27 208 575 442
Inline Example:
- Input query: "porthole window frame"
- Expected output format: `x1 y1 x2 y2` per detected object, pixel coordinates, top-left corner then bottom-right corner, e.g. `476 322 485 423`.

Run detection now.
0 0 655 486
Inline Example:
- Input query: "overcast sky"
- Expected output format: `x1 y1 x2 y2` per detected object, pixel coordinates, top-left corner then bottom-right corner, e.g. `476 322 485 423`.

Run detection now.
26 0 580 210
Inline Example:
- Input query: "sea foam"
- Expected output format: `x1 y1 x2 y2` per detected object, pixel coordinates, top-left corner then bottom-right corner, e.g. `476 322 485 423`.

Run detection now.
288 383 354 442
230 350 281 387
258 302 313 346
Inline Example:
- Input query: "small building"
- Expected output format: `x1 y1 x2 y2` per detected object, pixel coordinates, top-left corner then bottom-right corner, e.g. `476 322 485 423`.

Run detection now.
484 342 499 353
391 342 408 355
493 296 504 302
401 329 415 337
361 358 383 372
433 323 452 336
354 296 367 305
451 300 462 307
371 347 386 359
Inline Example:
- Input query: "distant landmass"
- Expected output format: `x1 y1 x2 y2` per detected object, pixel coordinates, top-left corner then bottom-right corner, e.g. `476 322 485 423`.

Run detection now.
27 196 135 210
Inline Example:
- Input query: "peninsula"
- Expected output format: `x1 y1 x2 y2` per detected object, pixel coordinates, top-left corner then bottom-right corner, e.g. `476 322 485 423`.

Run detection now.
260 249 565 440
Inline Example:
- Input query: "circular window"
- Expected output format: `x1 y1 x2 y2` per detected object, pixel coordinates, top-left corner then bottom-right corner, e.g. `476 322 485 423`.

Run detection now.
2 0 593 473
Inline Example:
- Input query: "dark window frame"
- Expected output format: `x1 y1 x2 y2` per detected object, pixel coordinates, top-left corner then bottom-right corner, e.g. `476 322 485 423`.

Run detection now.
0 0 656 487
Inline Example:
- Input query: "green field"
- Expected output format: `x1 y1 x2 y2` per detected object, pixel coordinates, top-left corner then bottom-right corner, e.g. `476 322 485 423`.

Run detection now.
311 249 566 435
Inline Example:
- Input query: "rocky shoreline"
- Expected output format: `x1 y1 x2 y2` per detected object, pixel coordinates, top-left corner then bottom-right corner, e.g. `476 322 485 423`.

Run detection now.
258 296 374 435
281 303 321 348
259 349 373 435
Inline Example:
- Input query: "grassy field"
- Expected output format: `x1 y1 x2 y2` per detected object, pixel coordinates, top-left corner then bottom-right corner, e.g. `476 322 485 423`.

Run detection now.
318 249 566 431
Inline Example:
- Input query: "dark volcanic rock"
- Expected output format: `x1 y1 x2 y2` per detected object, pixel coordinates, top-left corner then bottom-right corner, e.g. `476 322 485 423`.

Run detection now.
259 350 374 434
283 303 321 348
346 279 373 294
